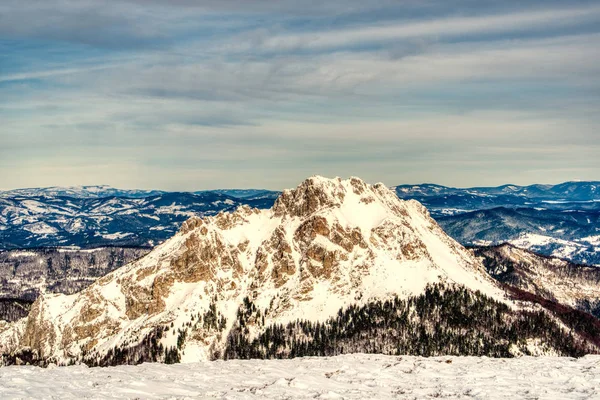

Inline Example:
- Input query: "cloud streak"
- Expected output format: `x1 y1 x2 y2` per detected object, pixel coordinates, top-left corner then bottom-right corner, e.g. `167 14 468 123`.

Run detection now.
256 5 600 52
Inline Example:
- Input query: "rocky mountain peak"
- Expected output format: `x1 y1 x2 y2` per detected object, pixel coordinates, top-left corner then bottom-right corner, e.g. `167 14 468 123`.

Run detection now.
272 175 400 219
1 175 508 365
273 176 346 218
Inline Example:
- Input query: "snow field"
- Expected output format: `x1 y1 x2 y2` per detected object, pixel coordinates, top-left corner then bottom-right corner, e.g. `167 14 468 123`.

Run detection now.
0 354 599 399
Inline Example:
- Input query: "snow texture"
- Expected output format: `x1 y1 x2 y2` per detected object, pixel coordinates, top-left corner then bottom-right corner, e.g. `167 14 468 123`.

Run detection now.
510 233 600 266
0 354 599 399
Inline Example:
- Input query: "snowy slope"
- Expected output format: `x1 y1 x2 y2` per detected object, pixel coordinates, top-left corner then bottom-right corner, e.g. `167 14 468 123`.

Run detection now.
474 244 600 317
1 354 599 399
508 233 600 266
0 176 505 365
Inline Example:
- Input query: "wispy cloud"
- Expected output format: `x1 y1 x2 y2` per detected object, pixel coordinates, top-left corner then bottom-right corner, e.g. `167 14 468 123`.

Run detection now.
255 5 600 52
0 64 125 83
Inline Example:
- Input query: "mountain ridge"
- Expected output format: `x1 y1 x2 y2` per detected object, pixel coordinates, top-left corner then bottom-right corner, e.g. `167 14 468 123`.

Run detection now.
0 176 509 365
2 180 599 265
395 181 600 201
1 176 598 367
473 243 600 318
4 180 598 198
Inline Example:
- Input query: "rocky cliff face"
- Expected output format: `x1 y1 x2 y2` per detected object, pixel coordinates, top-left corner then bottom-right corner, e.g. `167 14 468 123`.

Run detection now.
1 176 590 366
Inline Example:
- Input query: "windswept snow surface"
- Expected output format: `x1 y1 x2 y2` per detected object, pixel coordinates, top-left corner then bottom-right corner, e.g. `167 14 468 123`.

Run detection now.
0 354 599 399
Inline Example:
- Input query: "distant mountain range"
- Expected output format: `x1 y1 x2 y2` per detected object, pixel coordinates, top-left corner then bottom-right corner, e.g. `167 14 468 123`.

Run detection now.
0 247 149 302
394 181 600 215
0 181 598 265
0 190 276 249
393 182 600 265
395 181 600 201
0 186 280 201
0 185 165 199
438 207 600 265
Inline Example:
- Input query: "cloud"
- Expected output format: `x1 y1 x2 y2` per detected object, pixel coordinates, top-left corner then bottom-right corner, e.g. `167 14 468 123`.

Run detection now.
254 5 600 52
100 0 423 15
0 64 125 83
3 1 598 50
0 0 200 49
1 0 599 189
42 33 595 108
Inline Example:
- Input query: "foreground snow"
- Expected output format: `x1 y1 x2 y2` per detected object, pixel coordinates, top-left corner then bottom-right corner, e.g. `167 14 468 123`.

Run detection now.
1 354 599 399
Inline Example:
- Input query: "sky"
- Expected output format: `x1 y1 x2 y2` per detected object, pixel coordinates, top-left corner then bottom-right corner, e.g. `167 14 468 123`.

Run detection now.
1 0 599 190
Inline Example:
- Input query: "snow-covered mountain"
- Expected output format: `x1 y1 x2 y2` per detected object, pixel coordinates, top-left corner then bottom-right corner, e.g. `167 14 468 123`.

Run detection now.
1 177 597 367
508 233 600 266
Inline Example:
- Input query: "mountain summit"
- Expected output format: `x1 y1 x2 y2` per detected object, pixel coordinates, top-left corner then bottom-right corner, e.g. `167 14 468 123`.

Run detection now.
0 176 595 365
